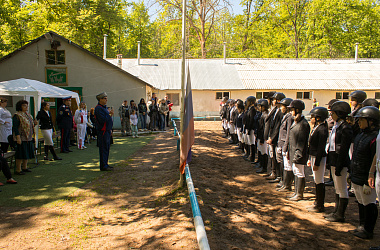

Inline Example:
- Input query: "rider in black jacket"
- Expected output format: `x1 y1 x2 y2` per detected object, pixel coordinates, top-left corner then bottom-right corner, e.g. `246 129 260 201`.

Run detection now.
266 92 285 183
287 100 310 201
244 96 257 163
350 106 379 239
276 98 294 192
256 99 269 174
325 101 354 223
307 107 329 212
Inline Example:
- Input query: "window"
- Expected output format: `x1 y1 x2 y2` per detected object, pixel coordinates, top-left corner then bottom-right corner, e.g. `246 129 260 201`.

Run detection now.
166 93 179 106
256 92 270 99
375 92 380 99
296 92 311 99
216 92 230 100
46 50 65 65
336 92 350 100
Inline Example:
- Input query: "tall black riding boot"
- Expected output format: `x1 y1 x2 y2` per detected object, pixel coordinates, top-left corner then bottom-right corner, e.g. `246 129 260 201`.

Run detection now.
326 197 348 222
49 146 62 160
249 144 255 162
44 146 51 161
350 203 365 234
276 161 284 187
354 203 378 239
308 183 325 212
289 177 305 201
253 151 262 168
324 194 340 218
256 153 267 173
277 170 294 192
287 176 298 198
241 143 246 154
243 144 251 159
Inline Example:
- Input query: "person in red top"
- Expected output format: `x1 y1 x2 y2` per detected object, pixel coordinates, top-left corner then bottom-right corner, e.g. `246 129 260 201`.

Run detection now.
165 95 173 128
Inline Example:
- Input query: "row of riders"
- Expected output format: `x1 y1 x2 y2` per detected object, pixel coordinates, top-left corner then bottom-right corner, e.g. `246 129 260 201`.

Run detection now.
220 91 380 242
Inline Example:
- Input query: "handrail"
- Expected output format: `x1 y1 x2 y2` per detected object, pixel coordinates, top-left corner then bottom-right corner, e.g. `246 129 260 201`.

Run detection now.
185 164 210 250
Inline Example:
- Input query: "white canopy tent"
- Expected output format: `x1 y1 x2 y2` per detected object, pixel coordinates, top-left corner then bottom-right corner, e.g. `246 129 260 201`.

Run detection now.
0 78 80 153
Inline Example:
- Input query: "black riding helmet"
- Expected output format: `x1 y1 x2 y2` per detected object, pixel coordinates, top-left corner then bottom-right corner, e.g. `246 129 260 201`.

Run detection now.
309 107 329 121
329 101 351 119
353 106 380 122
245 96 256 106
349 90 367 103
273 92 286 101
236 99 244 106
257 99 269 109
288 99 305 111
326 99 339 107
361 98 379 109
265 91 277 100
279 98 293 106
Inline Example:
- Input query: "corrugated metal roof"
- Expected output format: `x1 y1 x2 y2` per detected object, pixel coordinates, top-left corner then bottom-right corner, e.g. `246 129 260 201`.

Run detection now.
107 59 243 90
107 58 380 90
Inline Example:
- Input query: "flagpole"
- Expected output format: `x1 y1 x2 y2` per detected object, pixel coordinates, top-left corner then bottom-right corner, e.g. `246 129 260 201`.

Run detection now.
179 0 187 186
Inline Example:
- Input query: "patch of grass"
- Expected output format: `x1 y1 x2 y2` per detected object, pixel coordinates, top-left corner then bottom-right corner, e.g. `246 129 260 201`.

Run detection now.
0 136 153 207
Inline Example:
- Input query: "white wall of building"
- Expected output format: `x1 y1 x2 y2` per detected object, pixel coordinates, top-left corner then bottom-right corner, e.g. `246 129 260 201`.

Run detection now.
0 35 151 128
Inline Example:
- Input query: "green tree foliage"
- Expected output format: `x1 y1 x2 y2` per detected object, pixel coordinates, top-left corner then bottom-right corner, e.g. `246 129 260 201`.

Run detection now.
0 0 380 59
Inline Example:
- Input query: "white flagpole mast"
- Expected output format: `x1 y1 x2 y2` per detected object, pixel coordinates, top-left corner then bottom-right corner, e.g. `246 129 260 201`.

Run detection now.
179 0 186 185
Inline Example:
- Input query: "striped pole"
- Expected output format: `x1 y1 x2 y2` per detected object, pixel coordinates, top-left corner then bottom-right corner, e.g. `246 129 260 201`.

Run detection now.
185 164 210 250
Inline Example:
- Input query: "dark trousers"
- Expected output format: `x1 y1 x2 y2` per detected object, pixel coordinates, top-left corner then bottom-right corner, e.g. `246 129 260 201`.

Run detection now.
60 128 71 152
166 112 170 127
98 130 111 170
0 155 12 180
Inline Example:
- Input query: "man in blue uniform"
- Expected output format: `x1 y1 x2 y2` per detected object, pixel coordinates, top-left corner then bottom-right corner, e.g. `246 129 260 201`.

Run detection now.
57 96 73 153
94 92 114 171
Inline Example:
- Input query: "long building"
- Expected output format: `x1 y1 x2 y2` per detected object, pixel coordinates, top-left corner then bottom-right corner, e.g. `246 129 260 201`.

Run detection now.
107 57 380 117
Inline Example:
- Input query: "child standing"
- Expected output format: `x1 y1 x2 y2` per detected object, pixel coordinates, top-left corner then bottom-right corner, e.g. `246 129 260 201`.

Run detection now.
74 102 88 149
130 110 138 138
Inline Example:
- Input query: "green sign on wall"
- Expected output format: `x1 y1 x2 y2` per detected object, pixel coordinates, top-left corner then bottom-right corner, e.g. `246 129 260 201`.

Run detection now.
46 67 67 85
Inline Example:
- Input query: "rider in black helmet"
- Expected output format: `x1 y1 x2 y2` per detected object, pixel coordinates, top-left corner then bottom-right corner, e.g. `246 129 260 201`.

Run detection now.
287 100 310 201
325 101 354 223
349 90 367 137
256 99 269 174
307 107 329 212
350 106 380 239
276 98 294 192
265 92 285 183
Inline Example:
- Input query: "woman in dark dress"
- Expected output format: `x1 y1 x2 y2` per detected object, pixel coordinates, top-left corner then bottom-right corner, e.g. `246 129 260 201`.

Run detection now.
12 100 37 175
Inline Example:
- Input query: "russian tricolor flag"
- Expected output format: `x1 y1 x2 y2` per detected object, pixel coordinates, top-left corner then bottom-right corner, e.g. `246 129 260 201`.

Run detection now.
180 66 195 174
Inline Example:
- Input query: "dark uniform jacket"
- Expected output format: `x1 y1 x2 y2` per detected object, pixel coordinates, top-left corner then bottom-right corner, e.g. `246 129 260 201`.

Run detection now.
264 107 283 145
350 128 378 186
56 104 73 129
253 111 261 136
288 117 310 165
230 107 238 125
308 122 328 166
236 112 243 130
245 106 256 134
257 111 268 144
327 121 353 174
36 110 54 131
226 106 231 122
277 113 293 152
350 108 361 138
220 103 228 119
95 103 113 132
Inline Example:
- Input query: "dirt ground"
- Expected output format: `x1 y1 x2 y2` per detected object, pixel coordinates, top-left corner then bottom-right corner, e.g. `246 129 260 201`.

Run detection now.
1 121 380 249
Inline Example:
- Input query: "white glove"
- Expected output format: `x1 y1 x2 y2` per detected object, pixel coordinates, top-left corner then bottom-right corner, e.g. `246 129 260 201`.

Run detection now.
363 184 372 195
